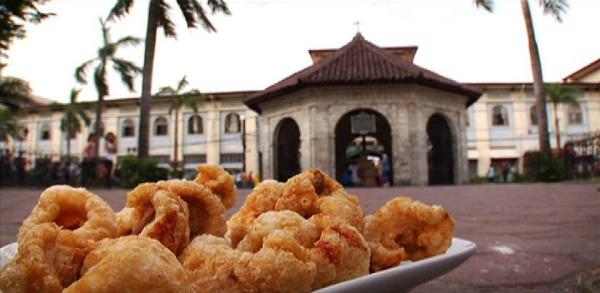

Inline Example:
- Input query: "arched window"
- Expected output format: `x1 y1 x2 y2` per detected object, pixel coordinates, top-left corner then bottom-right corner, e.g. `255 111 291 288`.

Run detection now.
491 106 509 126
122 119 135 137
154 117 168 136
529 105 538 126
225 113 241 134
40 123 51 140
188 115 203 134
567 104 583 125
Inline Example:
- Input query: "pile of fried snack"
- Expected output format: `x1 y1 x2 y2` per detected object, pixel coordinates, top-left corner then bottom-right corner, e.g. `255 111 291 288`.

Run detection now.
0 165 455 293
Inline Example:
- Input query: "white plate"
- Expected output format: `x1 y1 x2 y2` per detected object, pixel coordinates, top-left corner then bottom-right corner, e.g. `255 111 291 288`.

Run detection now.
315 238 476 293
0 238 475 292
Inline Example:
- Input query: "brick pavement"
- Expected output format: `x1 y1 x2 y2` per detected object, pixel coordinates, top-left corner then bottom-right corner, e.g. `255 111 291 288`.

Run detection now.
1 184 599 292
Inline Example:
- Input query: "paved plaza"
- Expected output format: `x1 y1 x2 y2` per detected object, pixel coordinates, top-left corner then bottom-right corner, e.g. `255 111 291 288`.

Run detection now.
1 184 599 292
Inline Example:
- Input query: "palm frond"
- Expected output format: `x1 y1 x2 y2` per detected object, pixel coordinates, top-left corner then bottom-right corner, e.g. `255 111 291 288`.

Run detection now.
112 58 142 92
75 59 96 84
156 86 177 96
108 0 135 21
474 0 493 12
99 18 112 45
94 64 109 97
183 94 199 112
69 88 82 104
546 83 578 105
191 0 216 32
177 0 197 28
539 0 568 21
114 36 143 48
158 0 177 37
177 75 189 92
208 0 231 15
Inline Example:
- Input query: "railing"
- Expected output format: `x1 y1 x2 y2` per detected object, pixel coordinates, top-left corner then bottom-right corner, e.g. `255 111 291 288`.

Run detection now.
564 131 600 179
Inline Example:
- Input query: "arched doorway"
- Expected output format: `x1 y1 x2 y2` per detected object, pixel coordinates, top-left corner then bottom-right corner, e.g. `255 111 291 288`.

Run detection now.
426 114 455 185
273 118 301 181
335 109 392 187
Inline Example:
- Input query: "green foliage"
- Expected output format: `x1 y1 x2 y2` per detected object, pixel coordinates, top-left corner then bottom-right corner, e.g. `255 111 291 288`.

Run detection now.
0 0 54 61
523 151 567 182
117 156 169 188
546 83 578 106
0 76 32 111
0 107 23 141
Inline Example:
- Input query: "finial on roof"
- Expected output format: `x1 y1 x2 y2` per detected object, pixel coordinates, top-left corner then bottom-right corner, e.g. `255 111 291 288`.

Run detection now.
353 21 360 33
353 32 364 41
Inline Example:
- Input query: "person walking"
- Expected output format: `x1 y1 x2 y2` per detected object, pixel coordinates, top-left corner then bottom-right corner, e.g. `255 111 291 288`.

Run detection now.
502 161 511 183
81 133 98 186
102 132 117 188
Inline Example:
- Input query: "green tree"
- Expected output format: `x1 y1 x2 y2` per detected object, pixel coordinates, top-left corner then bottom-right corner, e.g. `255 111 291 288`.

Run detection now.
546 83 577 150
0 76 32 111
156 75 199 172
0 0 53 66
108 0 230 158
75 18 141 149
0 107 22 142
475 0 568 153
58 89 91 159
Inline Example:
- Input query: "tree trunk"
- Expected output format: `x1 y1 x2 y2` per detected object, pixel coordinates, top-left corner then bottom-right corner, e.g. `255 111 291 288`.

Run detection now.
553 102 561 150
95 94 104 157
173 109 179 170
520 0 551 152
66 131 71 159
138 0 160 158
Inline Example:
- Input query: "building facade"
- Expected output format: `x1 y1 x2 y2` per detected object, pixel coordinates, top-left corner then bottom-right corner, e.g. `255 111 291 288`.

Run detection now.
3 38 599 185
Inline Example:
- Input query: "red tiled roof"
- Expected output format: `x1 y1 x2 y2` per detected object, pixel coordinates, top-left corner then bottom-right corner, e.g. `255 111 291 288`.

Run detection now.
245 33 482 113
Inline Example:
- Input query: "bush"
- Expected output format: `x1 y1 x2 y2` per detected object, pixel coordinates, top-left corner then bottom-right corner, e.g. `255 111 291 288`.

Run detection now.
117 156 169 188
523 151 567 182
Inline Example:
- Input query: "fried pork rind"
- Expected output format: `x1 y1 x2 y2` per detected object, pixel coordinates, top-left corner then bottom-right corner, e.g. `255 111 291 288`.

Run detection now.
226 180 285 247
227 169 364 248
183 211 370 292
0 224 88 292
364 197 455 272
18 185 119 243
117 184 190 255
155 180 227 238
64 236 190 293
194 164 237 209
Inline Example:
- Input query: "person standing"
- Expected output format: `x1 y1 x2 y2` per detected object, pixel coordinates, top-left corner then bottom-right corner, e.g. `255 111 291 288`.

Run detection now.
81 133 98 186
14 151 26 186
102 132 117 188
487 164 495 183
502 161 511 183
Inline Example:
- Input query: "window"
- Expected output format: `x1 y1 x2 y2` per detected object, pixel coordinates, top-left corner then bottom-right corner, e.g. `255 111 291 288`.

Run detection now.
567 104 583 125
491 106 509 126
184 154 207 164
19 128 28 141
154 117 168 136
40 123 51 140
220 153 243 163
224 113 241 134
122 119 135 137
530 105 538 126
188 115 203 134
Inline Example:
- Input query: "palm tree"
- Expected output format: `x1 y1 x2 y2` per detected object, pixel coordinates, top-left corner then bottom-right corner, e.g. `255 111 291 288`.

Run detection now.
155 75 199 172
0 76 32 111
474 0 568 153
108 0 230 158
546 83 577 150
75 18 142 145
58 89 91 159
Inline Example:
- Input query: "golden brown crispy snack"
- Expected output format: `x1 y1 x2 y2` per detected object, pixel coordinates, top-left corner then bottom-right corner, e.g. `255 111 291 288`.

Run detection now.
1 223 88 292
18 185 119 243
64 236 190 293
194 165 237 209
364 197 455 272
183 211 370 292
227 170 363 248
155 179 227 238
226 179 285 247
117 184 190 255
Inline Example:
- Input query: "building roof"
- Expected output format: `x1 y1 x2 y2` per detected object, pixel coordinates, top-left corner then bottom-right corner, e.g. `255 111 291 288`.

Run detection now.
563 58 600 82
245 33 482 113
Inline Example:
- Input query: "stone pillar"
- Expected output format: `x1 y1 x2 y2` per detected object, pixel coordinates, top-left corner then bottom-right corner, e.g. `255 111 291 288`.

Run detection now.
206 104 220 165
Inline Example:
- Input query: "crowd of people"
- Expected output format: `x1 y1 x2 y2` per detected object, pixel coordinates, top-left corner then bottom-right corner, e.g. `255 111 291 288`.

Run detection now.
0 132 119 188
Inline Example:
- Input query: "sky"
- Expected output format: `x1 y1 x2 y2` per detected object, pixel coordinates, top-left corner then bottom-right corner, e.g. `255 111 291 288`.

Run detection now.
3 0 600 104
